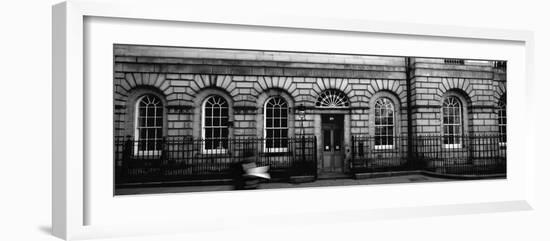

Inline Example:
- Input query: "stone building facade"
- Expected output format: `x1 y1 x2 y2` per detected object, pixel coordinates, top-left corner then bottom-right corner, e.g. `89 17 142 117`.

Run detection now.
113 45 506 177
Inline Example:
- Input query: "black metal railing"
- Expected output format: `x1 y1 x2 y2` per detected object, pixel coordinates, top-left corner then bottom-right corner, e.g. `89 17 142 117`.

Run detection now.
351 134 506 176
115 133 505 185
115 136 317 185
351 135 411 172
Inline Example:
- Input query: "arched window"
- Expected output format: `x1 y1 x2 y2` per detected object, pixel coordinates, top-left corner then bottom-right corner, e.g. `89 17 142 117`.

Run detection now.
315 90 350 108
374 98 395 149
202 95 229 153
442 96 463 148
134 95 163 155
264 96 289 152
498 96 506 145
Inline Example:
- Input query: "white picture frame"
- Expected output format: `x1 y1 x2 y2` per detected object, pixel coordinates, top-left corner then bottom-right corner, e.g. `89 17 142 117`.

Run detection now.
52 0 535 240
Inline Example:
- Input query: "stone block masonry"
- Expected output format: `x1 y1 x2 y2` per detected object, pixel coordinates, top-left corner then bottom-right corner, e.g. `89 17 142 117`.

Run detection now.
114 45 506 143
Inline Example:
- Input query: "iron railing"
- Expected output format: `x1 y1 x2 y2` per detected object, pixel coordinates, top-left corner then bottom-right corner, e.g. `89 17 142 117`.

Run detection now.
351 134 506 176
116 134 505 185
115 136 317 185
351 135 412 172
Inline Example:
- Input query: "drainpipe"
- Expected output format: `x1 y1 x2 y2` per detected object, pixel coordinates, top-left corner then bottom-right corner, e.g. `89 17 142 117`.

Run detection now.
405 57 414 167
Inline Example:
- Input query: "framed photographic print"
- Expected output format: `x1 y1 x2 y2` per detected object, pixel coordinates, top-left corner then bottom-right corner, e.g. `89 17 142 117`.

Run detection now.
52 0 535 240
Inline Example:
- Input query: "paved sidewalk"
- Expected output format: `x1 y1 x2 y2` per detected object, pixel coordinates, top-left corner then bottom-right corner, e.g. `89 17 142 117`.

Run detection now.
116 174 453 195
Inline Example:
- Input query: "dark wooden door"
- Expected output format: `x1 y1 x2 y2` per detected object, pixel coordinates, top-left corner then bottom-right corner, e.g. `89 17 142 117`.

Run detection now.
321 115 344 173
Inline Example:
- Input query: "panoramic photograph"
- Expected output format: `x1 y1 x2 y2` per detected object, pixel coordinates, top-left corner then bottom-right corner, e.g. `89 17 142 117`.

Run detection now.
113 44 507 195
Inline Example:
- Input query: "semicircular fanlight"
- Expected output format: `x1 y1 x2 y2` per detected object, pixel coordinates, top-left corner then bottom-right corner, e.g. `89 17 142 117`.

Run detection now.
315 90 350 108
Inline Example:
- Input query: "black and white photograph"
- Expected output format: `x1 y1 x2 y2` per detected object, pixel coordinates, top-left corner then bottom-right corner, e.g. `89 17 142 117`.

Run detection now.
113 44 507 195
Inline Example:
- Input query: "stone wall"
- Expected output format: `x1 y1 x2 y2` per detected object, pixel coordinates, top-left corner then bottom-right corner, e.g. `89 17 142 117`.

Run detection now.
114 45 506 142
409 58 506 136
113 45 410 141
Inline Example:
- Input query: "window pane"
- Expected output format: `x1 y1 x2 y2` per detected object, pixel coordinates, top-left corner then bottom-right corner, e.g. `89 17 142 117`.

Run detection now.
155 117 162 126
280 137 288 149
266 135 273 148
454 115 461 124
274 129 282 138
323 130 331 151
213 128 222 138
333 129 341 151
375 127 381 136
375 136 382 146
155 128 162 139
221 117 229 126
140 129 147 140
448 126 455 135
281 129 288 139
387 116 394 125
274 108 281 117
147 129 156 139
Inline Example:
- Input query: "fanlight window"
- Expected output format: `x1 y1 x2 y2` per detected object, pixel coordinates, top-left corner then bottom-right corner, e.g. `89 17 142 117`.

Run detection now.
374 98 395 149
498 96 506 145
202 95 229 154
442 96 463 148
135 95 163 155
315 90 350 108
264 97 289 152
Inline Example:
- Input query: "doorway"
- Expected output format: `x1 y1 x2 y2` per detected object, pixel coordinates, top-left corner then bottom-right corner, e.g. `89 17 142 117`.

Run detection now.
321 114 345 173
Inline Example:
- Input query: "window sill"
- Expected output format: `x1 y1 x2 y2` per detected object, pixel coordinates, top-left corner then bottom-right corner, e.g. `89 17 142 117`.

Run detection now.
201 149 228 155
264 148 289 153
443 144 462 149
133 150 162 157
259 151 293 156
374 145 394 150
